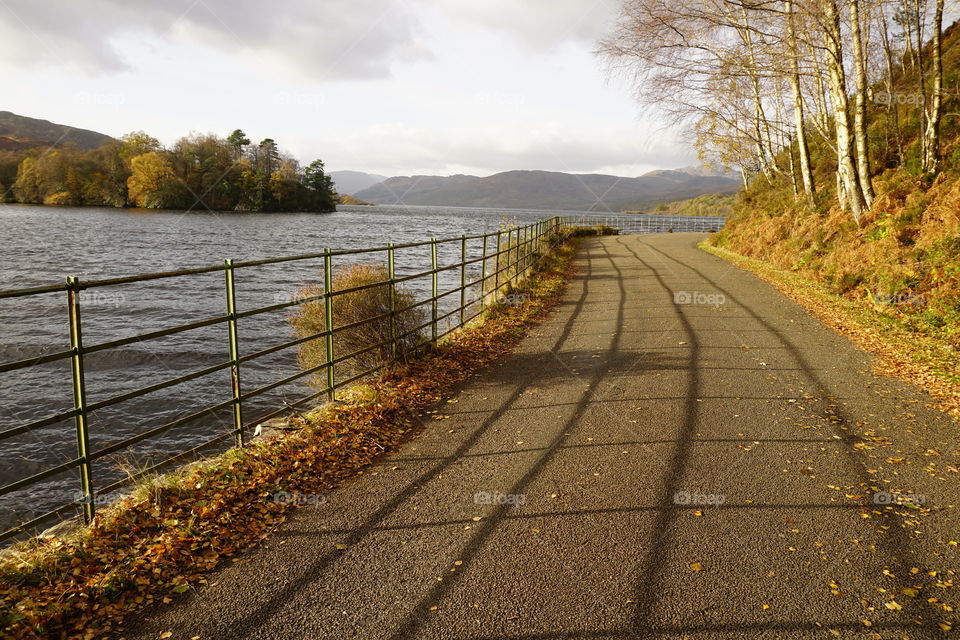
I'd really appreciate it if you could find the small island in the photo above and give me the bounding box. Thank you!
[0,120,337,213]
[337,193,375,206]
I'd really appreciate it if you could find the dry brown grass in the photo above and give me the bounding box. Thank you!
[291,263,426,382]
[714,168,960,349]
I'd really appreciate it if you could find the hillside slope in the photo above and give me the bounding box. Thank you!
[712,21,960,348]
[354,169,740,210]
[329,170,388,195]
[0,111,114,151]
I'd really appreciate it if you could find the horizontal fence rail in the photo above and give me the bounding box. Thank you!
[556,214,725,234]
[0,213,725,542]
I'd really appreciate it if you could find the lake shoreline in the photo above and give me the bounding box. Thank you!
[0,200,337,215]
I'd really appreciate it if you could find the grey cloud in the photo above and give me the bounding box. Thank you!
[427,0,620,48]
[0,0,424,77]
[0,0,621,77]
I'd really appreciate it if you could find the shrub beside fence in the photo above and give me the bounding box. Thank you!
[291,263,426,385]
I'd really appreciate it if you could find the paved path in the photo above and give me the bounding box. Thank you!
[129,234,959,639]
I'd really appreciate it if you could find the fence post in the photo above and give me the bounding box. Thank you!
[522,225,528,277]
[481,233,488,309]
[223,260,244,447]
[527,224,533,273]
[518,227,524,282]
[531,223,536,269]
[66,276,94,523]
[529,224,534,270]
[506,228,512,286]
[323,249,335,402]
[459,235,467,328]
[387,243,396,360]
[431,238,438,343]
[518,225,524,278]
[511,228,519,286]
[542,220,547,260]
[537,221,544,265]
[495,231,502,295]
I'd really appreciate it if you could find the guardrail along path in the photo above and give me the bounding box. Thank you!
[129,233,959,639]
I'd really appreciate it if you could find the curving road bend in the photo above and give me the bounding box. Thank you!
[127,233,959,640]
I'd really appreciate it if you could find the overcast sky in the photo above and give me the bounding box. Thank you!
[0,0,693,177]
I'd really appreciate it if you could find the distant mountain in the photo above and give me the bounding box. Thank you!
[354,169,740,211]
[669,165,740,180]
[329,170,388,195]
[0,111,114,151]
[356,174,478,201]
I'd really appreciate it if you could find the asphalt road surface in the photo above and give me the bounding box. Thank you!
[127,233,959,640]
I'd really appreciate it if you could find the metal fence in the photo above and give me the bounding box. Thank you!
[557,214,725,234]
[0,212,725,543]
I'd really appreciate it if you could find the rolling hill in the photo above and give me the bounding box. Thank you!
[329,170,388,195]
[0,111,741,211]
[0,111,114,151]
[352,169,741,211]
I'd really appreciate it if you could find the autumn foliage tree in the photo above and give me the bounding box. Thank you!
[3,129,337,213]
[127,151,183,208]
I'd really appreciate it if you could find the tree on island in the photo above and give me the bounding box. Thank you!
[127,151,185,209]
[304,159,338,211]
[4,128,337,213]
[226,129,250,160]
[119,131,162,164]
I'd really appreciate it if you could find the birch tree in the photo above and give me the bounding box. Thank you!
[922,0,945,172]
[786,0,817,204]
[850,0,875,206]
[600,0,949,223]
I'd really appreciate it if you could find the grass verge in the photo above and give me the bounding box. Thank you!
[0,232,590,640]
[700,241,960,421]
